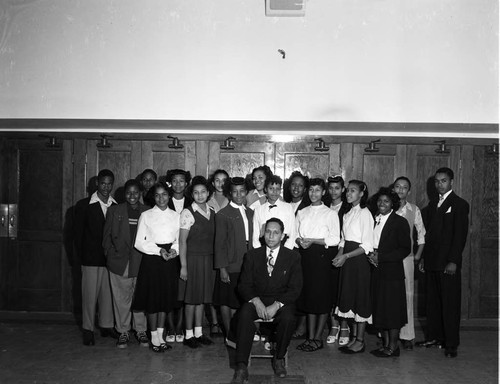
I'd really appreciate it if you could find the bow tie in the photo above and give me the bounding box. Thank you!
[269,204,277,210]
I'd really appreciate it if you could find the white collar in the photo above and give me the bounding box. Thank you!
[230,201,246,210]
[89,191,116,206]
[267,245,280,256]
[439,190,453,201]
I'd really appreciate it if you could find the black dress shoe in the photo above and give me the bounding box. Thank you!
[231,367,249,384]
[445,347,458,358]
[83,329,95,346]
[372,347,400,357]
[415,339,443,348]
[100,328,119,339]
[183,337,200,349]
[273,357,287,378]
[195,335,214,345]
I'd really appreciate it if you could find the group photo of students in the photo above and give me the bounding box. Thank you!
[73,163,469,383]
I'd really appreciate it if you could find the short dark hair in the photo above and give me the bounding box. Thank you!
[393,176,412,190]
[152,182,170,197]
[309,177,326,190]
[124,179,141,191]
[265,175,283,190]
[141,169,158,181]
[373,187,401,212]
[265,217,284,233]
[224,176,247,196]
[435,167,454,180]
[166,169,191,184]
[98,169,114,182]
[327,175,345,188]
[189,175,213,200]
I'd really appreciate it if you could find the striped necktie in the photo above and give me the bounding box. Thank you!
[267,250,274,276]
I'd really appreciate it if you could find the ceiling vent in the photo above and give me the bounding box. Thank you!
[265,0,305,17]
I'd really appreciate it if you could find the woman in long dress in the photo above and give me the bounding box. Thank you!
[332,180,374,354]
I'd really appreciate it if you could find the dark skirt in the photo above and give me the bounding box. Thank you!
[132,243,180,314]
[335,241,372,322]
[212,271,241,309]
[372,270,407,329]
[297,244,337,314]
[178,252,215,304]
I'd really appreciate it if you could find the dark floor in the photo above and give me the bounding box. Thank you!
[0,318,497,384]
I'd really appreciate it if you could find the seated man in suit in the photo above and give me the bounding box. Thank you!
[231,218,303,383]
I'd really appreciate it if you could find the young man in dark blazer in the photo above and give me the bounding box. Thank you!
[417,167,470,358]
[103,179,150,348]
[231,218,303,383]
[74,169,117,345]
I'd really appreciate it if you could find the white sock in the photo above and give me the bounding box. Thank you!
[157,327,165,343]
[185,329,194,339]
[194,326,203,338]
[151,330,160,346]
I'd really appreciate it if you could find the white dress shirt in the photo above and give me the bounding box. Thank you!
[373,211,392,249]
[438,189,453,208]
[295,203,340,248]
[396,201,426,247]
[134,206,180,255]
[253,199,296,250]
[172,197,185,213]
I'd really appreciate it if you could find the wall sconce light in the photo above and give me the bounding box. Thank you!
[486,143,499,155]
[314,138,329,152]
[39,134,60,148]
[167,135,184,149]
[365,139,381,153]
[434,140,450,154]
[220,136,236,150]
[96,134,112,148]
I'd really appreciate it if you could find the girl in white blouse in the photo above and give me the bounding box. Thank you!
[295,178,340,352]
[332,180,374,354]
[133,182,180,353]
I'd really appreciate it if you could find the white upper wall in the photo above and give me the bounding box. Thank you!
[0,0,497,123]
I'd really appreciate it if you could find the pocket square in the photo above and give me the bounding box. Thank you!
[446,207,452,213]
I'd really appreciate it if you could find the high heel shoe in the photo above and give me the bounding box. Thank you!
[341,338,365,354]
[326,326,340,344]
[338,326,350,346]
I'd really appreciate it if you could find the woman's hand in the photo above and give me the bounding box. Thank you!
[180,266,188,281]
[167,249,178,260]
[332,253,348,268]
[367,251,378,267]
[160,248,169,261]
[299,238,313,249]
[220,268,230,284]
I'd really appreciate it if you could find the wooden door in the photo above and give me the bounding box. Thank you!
[351,143,407,196]
[274,142,341,181]
[0,139,72,311]
[469,147,498,318]
[208,141,275,178]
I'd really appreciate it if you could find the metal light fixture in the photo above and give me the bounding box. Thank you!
[39,134,60,148]
[220,136,236,150]
[314,138,329,152]
[167,135,184,149]
[486,143,499,155]
[435,140,450,154]
[365,139,381,153]
[96,134,112,148]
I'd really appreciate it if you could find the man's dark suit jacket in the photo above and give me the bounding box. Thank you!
[214,205,254,274]
[376,212,411,280]
[423,191,469,271]
[102,202,149,277]
[238,246,303,307]
[74,197,117,266]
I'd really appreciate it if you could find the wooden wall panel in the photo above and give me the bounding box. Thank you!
[218,142,274,178]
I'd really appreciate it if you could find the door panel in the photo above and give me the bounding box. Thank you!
[87,140,142,192]
[469,147,498,318]
[0,140,69,311]
[209,141,275,178]
[275,142,341,180]
[352,144,406,195]
[142,141,196,179]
